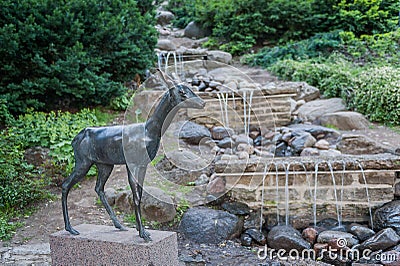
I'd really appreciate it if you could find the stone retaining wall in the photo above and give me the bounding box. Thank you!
[215,154,400,222]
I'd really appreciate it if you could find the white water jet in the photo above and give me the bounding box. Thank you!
[327,161,342,227]
[284,163,290,225]
[355,160,374,229]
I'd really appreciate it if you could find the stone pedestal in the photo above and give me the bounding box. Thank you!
[50,224,178,266]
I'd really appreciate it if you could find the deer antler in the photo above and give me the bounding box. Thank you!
[157,68,177,89]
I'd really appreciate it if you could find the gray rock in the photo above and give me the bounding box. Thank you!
[184,21,211,39]
[114,190,133,213]
[234,134,254,145]
[267,225,311,252]
[297,98,347,122]
[156,10,175,26]
[359,228,400,251]
[245,228,266,245]
[179,207,242,244]
[211,126,234,140]
[319,149,342,157]
[141,186,176,223]
[349,224,376,242]
[240,233,252,246]
[314,139,330,150]
[263,82,320,102]
[317,230,359,247]
[221,201,250,216]
[195,173,209,186]
[218,137,234,149]
[275,142,288,157]
[156,39,176,51]
[179,121,211,145]
[206,175,226,195]
[337,134,388,155]
[290,132,316,155]
[300,147,320,156]
[236,143,254,154]
[207,50,232,64]
[237,151,249,160]
[244,210,264,230]
[164,149,209,171]
[104,187,118,206]
[319,111,370,130]
[373,200,400,235]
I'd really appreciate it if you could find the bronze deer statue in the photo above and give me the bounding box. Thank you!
[61,72,205,241]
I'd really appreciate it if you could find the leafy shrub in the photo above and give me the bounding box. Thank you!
[244,31,343,67]
[268,55,359,99]
[333,0,399,35]
[0,0,157,118]
[0,132,48,240]
[351,66,400,124]
[340,29,400,64]
[9,109,104,175]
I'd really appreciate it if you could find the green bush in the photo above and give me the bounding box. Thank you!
[244,31,343,66]
[0,0,157,118]
[168,0,399,54]
[352,66,400,124]
[268,55,358,99]
[333,0,399,35]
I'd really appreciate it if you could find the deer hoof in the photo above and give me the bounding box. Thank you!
[66,227,80,235]
[114,221,128,231]
[140,229,152,242]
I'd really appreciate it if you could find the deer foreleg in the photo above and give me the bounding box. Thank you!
[127,165,152,242]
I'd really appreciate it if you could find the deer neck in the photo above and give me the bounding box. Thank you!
[145,92,178,139]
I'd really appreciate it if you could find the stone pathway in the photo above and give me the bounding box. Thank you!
[0,243,51,265]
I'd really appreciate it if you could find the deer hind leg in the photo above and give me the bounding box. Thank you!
[95,163,127,231]
[62,160,92,235]
[127,165,151,242]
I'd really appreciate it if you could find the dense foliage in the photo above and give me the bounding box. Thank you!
[0,0,157,118]
[0,108,108,240]
[167,0,399,54]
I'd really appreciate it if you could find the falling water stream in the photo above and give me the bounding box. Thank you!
[259,158,375,231]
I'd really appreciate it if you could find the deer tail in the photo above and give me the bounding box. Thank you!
[71,128,86,149]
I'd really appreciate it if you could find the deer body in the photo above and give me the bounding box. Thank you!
[62,84,205,241]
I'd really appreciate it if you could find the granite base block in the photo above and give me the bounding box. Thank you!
[50,224,178,266]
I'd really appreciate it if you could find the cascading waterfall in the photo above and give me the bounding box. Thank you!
[327,161,342,227]
[157,51,183,77]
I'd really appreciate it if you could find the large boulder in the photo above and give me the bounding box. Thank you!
[179,121,211,145]
[156,10,175,26]
[179,207,242,244]
[373,200,400,235]
[318,111,370,130]
[317,230,359,247]
[207,50,232,64]
[358,228,400,251]
[156,39,176,51]
[296,98,347,122]
[263,82,320,101]
[184,21,211,39]
[141,186,176,223]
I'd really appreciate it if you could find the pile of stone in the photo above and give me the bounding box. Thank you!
[178,200,400,265]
